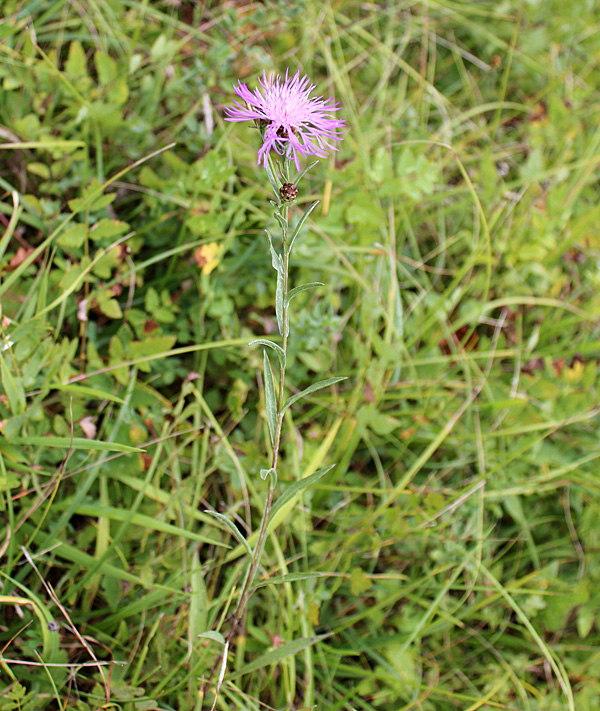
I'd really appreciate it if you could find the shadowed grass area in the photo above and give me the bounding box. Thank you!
[1,1,599,709]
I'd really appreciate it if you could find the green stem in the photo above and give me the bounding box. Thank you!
[231,203,289,620]
[208,169,292,708]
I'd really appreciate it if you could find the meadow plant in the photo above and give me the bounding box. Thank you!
[205,70,346,704]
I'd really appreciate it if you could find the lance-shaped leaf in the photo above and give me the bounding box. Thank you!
[265,157,281,198]
[197,630,226,645]
[265,229,283,273]
[263,349,278,446]
[276,269,285,337]
[189,550,208,638]
[248,339,285,369]
[281,376,347,415]
[268,464,336,529]
[284,282,324,308]
[204,510,252,557]
[252,571,324,591]
[228,634,331,681]
[295,160,320,185]
[274,210,288,232]
[288,200,319,255]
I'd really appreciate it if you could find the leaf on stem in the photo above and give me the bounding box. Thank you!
[248,339,285,369]
[265,158,282,198]
[281,377,347,415]
[265,229,283,274]
[295,160,320,185]
[268,464,336,528]
[204,511,253,557]
[260,467,277,486]
[197,630,226,645]
[263,349,278,446]
[276,269,285,337]
[274,210,288,232]
[288,200,319,255]
[284,282,324,307]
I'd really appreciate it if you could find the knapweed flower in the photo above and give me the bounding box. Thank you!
[224,70,346,170]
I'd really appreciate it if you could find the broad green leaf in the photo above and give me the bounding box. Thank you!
[284,282,324,307]
[56,223,86,248]
[228,634,331,680]
[269,464,336,528]
[13,436,143,453]
[68,179,116,214]
[263,350,278,446]
[94,51,117,84]
[204,510,252,556]
[129,336,177,372]
[281,377,347,415]
[249,339,285,370]
[288,200,319,254]
[65,40,87,77]
[89,218,129,241]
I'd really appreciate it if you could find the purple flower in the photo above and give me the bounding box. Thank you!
[224,70,346,171]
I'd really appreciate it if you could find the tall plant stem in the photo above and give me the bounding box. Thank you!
[207,202,291,708]
[231,202,289,622]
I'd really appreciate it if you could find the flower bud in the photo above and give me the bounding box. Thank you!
[279,182,298,202]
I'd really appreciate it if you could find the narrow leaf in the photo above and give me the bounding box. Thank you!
[295,160,320,185]
[265,230,283,273]
[0,352,25,415]
[248,339,285,370]
[274,210,287,232]
[13,436,143,453]
[198,631,226,645]
[265,158,282,198]
[204,511,252,557]
[263,350,278,446]
[269,464,336,528]
[288,201,319,254]
[0,192,22,263]
[284,282,324,308]
[62,503,226,546]
[252,572,324,591]
[189,550,208,638]
[53,383,125,404]
[276,269,285,337]
[281,377,347,415]
[228,634,331,680]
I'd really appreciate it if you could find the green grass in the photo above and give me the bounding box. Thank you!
[1,0,600,709]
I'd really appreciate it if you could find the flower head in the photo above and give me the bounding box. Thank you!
[224,70,346,171]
